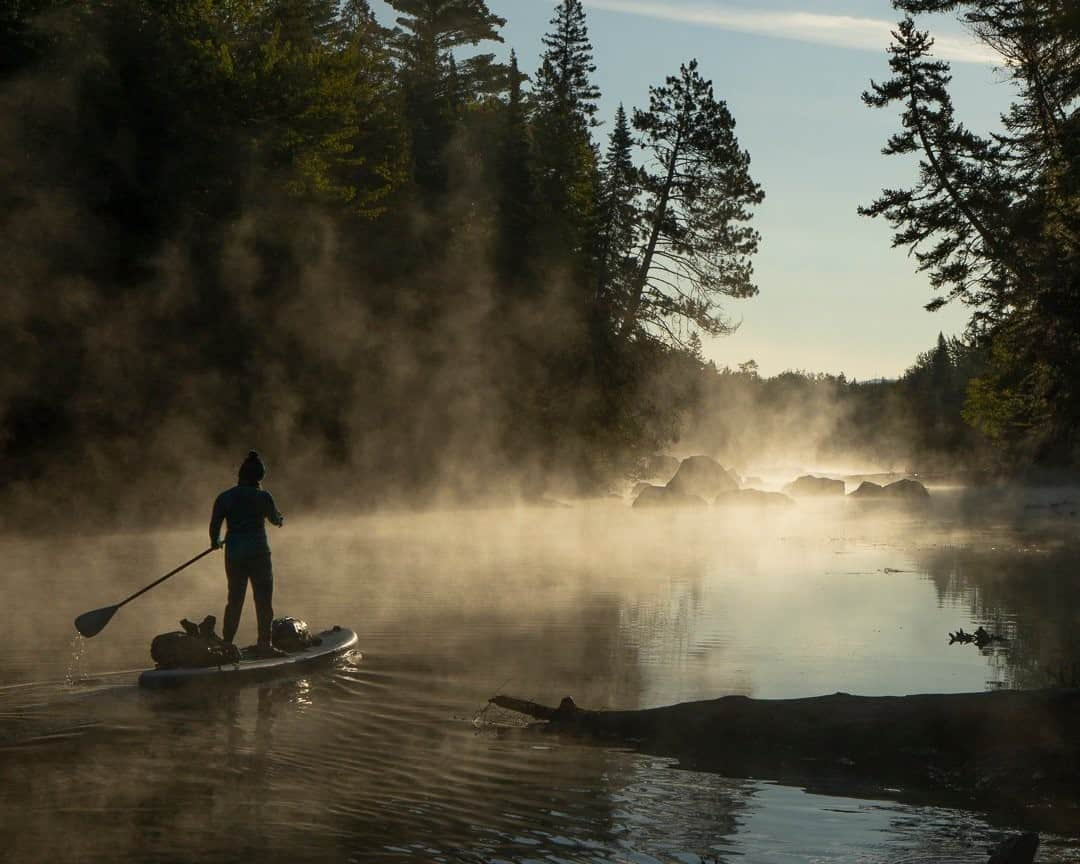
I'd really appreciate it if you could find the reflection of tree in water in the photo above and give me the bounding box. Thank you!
[618,563,707,663]
[615,557,755,702]
[917,542,1080,688]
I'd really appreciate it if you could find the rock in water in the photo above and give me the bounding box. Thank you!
[849,481,885,498]
[643,453,680,483]
[849,479,930,501]
[987,832,1038,864]
[714,489,794,508]
[783,475,845,497]
[667,455,739,500]
[884,478,930,500]
[632,485,708,509]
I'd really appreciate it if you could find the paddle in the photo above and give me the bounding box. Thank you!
[74,547,219,638]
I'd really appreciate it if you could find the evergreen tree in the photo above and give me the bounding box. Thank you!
[531,0,602,274]
[534,0,601,124]
[863,11,1080,462]
[245,0,409,214]
[596,104,640,317]
[386,0,506,197]
[860,18,1021,316]
[619,60,764,344]
[494,50,535,288]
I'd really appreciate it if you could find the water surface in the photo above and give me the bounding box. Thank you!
[3,494,1079,861]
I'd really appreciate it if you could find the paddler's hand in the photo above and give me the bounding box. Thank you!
[211,539,224,550]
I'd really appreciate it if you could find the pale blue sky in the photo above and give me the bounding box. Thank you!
[376,1,1013,379]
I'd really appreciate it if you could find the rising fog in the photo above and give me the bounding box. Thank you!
[0,1,998,537]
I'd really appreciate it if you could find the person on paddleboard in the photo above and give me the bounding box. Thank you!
[209,450,286,657]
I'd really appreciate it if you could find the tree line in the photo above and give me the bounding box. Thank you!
[0,0,1076,525]
[862,0,1080,468]
[683,335,990,478]
[683,0,1078,480]
[0,0,764,520]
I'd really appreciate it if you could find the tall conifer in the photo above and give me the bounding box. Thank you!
[596,104,639,316]
[534,0,601,125]
[532,0,602,275]
[386,0,506,197]
[495,50,535,288]
[620,61,764,344]
[863,8,1080,461]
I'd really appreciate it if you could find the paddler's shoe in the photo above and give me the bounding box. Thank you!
[254,643,288,659]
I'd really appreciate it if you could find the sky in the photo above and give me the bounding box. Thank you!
[375,1,1016,380]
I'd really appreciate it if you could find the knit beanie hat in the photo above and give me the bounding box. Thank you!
[238,450,266,485]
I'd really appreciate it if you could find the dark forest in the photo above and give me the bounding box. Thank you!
[2,0,1077,525]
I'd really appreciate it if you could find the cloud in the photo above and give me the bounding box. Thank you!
[583,0,998,65]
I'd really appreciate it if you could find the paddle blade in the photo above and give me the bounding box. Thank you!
[74,605,119,638]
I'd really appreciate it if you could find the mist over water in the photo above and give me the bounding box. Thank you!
[4,491,1080,861]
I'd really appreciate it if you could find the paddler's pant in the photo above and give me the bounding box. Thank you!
[223,550,274,646]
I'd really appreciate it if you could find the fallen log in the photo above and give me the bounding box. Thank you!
[490,690,1080,825]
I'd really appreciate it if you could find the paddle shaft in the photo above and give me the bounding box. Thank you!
[115,547,217,611]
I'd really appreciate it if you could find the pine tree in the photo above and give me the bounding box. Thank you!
[385,0,506,197]
[889,2,1078,253]
[387,0,505,63]
[534,0,601,124]
[331,0,410,217]
[596,104,640,317]
[863,11,1080,461]
[531,0,602,274]
[494,50,535,288]
[619,60,764,344]
[860,18,1021,316]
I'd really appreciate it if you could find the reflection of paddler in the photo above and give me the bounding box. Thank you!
[209,451,286,657]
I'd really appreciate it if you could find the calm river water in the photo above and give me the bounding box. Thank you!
[3,490,1080,862]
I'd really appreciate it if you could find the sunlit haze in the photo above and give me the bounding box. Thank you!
[374,0,1008,378]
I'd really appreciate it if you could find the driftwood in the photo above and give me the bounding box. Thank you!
[490,690,1080,826]
[988,832,1038,864]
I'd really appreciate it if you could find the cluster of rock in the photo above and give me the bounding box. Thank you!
[782,474,931,503]
[848,478,931,502]
[631,457,931,510]
[783,475,845,497]
[633,455,792,510]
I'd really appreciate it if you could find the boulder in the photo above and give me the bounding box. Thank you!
[643,453,680,483]
[632,485,708,510]
[667,455,739,500]
[714,489,794,508]
[883,478,931,500]
[848,481,885,498]
[631,481,653,500]
[783,475,846,497]
[849,479,931,501]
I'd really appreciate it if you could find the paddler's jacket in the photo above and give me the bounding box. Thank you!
[209,484,284,559]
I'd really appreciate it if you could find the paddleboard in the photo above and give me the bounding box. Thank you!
[138,626,359,689]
